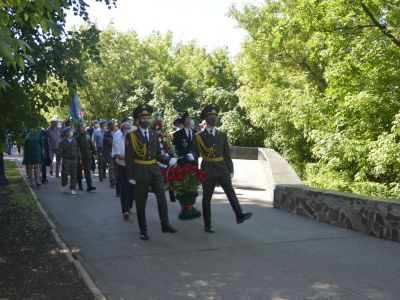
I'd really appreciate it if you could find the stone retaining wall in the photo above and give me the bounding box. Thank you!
[230,146,400,242]
[274,185,400,242]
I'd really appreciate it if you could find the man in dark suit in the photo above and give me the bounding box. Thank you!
[125,104,178,240]
[167,117,184,202]
[193,104,252,233]
[172,111,197,165]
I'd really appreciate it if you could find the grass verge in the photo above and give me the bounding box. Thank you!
[0,160,93,299]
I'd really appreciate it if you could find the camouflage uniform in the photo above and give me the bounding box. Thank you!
[58,137,80,190]
[103,130,115,187]
[76,130,96,189]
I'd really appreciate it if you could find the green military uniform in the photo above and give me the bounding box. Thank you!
[125,104,177,240]
[58,132,80,190]
[76,129,96,191]
[193,104,252,232]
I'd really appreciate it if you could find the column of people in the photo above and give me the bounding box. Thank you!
[18,103,252,241]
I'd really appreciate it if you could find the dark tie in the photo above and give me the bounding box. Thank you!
[144,131,148,141]
[188,130,192,141]
[210,129,214,137]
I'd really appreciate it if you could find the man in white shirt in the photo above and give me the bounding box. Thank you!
[112,122,136,220]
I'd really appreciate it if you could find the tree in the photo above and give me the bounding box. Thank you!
[0,0,116,185]
[231,0,400,198]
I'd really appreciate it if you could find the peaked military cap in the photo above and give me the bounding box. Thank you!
[200,104,219,120]
[99,119,107,125]
[133,104,153,119]
[179,111,190,123]
[173,117,182,126]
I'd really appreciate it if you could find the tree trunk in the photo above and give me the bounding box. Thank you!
[0,152,9,186]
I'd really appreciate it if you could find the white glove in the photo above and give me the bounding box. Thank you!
[128,179,136,185]
[157,161,168,168]
[230,173,234,179]
[169,158,178,166]
[186,153,195,161]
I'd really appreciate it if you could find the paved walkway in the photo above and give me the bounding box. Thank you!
[8,154,400,299]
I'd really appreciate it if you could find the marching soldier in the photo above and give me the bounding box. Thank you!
[172,111,197,165]
[193,104,252,233]
[58,127,80,196]
[125,104,178,240]
[167,116,184,202]
[172,117,183,131]
[76,121,97,192]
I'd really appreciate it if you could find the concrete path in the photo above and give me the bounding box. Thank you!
[8,154,400,300]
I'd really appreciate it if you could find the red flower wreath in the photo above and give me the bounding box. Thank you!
[160,164,207,195]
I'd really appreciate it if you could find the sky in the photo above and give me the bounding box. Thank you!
[65,0,263,56]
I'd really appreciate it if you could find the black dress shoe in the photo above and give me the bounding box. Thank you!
[140,231,149,240]
[87,185,96,192]
[161,223,177,233]
[204,226,214,233]
[237,212,252,224]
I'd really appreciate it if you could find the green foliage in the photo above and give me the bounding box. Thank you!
[77,25,263,147]
[0,0,116,89]
[1,0,115,159]
[231,0,400,198]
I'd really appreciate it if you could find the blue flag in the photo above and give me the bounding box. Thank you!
[69,91,84,122]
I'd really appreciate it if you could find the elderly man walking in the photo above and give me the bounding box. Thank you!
[46,118,62,177]
[112,121,135,220]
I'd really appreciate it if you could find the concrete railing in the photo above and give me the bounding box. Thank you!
[230,146,303,200]
[230,146,400,242]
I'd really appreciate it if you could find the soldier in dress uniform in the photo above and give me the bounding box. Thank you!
[172,111,197,165]
[193,104,252,233]
[125,104,178,240]
[172,117,183,131]
[75,121,96,192]
[167,117,183,202]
